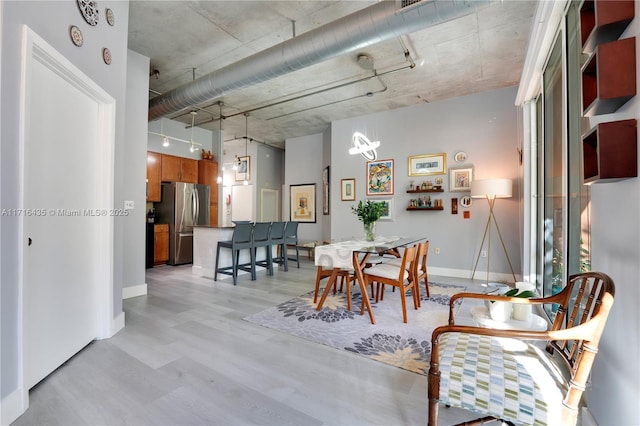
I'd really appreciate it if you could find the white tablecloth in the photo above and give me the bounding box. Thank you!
[314,236,399,270]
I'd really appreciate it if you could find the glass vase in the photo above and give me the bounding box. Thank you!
[363,221,376,241]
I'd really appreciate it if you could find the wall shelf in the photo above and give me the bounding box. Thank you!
[406,189,444,193]
[406,206,444,211]
[582,37,636,116]
[583,118,637,184]
[580,0,635,53]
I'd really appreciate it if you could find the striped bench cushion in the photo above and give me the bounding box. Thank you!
[437,332,570,425]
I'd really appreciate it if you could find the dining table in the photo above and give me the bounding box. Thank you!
[314,236,426,324]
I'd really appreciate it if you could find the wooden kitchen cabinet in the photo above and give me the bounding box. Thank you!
[198,159,219,227]
[161,154,198,183]
[153,224,169,265]
[146,151,162,202]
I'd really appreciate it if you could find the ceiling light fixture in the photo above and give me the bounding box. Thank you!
[148,116,204,151]
[349,131,379,160]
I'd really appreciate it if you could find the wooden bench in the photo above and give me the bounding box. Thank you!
[286,240,317,260]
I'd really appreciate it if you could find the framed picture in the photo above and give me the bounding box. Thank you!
[366,159,394,196]
[408,153,446,176]
[368,198,393,221]
[341,178,356,201]
[235,156,250,181]
[449,166,473,192]
[322,166,330,215]
[290,184,316,223]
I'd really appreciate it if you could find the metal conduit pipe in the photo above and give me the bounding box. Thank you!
[148,0,496,121]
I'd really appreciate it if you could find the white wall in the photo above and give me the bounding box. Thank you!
[329,86,522,280]
[583,5,640,423]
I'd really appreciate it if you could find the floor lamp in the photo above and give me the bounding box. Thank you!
[470,178,517,285]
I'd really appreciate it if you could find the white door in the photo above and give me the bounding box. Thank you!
[22,30,113,389]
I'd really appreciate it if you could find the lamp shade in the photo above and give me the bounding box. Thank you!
[470,178,512,198]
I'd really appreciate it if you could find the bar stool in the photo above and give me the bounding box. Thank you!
[214,222,254,285]
[252,222,274,277]
[269,221,288,271]
[284,221,300,268]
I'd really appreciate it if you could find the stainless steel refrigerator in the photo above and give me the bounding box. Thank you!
[156,182,210,265]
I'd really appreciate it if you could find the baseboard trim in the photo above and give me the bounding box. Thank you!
[113,311,125,333]
[122,283,147,299]
[428,266,520,284]
[1,387,27,426]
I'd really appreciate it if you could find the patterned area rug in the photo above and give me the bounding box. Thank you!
[243,282,465,376]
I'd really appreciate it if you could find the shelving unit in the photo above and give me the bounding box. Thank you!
[406,188,444,193]
[406,206,444,211]
[406,188,444,211]
[580,0,635,53]
[581,37,636,116]
[583,119,637,184]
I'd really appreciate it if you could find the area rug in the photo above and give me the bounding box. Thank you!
[243,282,465,376]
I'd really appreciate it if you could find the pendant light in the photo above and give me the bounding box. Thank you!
[216,102,223,184]
[243,113,249,185]
[189,111,197,153]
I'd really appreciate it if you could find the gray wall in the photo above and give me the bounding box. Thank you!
[329,86,521,280]
[1,0,130,402]
[123,49,150,291]
[583,6,640,423]
[284,133,324,243]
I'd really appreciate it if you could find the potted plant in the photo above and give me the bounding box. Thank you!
[351,200,386,241]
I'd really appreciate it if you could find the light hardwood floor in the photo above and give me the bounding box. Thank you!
[13,260,532,425]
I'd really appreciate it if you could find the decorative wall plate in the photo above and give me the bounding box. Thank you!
[102,47,112,65]
[460,195,472,207]
[69,25,83,47]
[77,0,99,26]
[454,151,467,163]
[105,8,115,26]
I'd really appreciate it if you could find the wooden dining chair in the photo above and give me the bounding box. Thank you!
[363,245,419,323]
[378,242,428,304]
[428,271,616,426]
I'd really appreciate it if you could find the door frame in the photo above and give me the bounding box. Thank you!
[17,26,116,411]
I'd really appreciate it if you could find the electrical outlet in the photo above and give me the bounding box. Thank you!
[124,200,134,210]
[481,250,487,258]
[434,247,440,255]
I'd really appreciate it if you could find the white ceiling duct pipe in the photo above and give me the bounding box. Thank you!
[148,0,497,121]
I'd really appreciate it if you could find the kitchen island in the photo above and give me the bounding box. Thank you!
[193,225,273,280]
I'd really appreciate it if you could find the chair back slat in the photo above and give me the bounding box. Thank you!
[232,222,254,244]
[547,273,614,375]
[252,222,271,243]
[284,221,298,239]
[269,221,286,240]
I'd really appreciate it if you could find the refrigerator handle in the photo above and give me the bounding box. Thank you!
[193,186,199,225]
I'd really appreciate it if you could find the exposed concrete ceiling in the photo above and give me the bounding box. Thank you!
[128,0,537,149]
